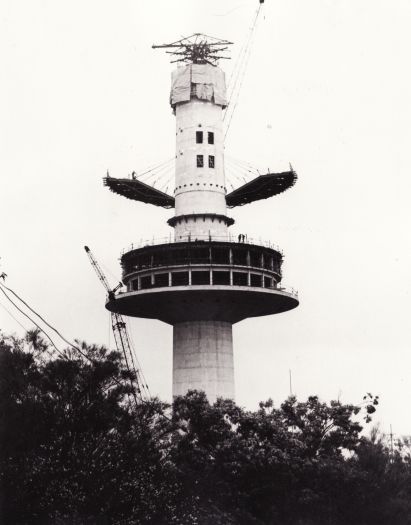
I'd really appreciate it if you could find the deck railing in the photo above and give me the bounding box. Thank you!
[116,280,298,299]
[121,234,282,254]
[278,285,298,298]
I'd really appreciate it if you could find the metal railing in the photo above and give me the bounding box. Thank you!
[117,279,298,298]
[121,234,282,254]
[277,285,299,297]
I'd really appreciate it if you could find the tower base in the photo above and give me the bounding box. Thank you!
[173,320,234,402]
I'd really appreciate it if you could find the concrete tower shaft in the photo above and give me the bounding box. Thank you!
[171,64,230,241]
[169,63,235,401]
[173,321,234,400]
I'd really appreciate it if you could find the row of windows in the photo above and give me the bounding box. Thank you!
[196,131,214,145]
[132,271,275,290]
[123,247,280,273]
[197,155,214,168]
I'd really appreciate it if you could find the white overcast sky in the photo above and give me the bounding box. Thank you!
[1,0,411,436]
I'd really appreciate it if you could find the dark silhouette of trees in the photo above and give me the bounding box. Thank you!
[0,330,172,524]
[1,329,410,524]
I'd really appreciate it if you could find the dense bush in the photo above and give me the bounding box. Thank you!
[1,330,410,524]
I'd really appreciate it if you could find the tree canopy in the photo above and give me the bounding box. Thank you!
[0,330,410,524]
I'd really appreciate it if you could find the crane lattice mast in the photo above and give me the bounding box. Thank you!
[84,246,150,403]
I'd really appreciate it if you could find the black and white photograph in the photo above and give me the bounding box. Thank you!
[1,1,411,523]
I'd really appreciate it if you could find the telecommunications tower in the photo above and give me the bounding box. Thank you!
[104,33,298,402]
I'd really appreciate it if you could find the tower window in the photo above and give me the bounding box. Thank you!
[213,271,230,285]
[172,271,189,286]
[208,155,215,168]
[196,131,203,144]
[250,273,262,287]
[233,272,248,286]
[208,132,214,144]
[197,155,204,168]
[140,276,152,289]
[154,273,169,288]
[264,276,273,288]
[192,271,210,285]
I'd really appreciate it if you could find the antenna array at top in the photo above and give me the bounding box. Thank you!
[152,33,233,66]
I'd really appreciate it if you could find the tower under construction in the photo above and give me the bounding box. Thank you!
[104,33,298,402]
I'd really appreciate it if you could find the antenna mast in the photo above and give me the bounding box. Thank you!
[153,33,233,65]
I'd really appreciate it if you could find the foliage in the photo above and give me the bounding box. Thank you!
[0,330,410,524]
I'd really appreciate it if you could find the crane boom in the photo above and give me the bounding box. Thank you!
[84,246,150,403]
[84,245,122,297]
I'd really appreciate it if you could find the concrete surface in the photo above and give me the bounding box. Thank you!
[173,320,234,401]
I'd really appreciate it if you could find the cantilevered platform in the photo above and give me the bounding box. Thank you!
[103,177,175,209]
[226,170,297,208]
[104,169,297,209]
[107,285,298,325]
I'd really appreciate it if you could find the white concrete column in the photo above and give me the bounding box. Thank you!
[173,320,234,402]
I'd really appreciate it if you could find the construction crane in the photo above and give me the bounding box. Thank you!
[84,246,150,404]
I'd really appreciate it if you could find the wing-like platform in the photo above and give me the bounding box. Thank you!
[104,169,296,209]
[226,170,297,208]
[103,177,175,209]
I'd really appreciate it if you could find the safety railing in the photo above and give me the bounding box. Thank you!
[117,278,298,298]
[277,285,299,298]
[121,234,282,254]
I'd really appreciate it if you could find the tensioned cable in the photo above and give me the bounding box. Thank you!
[226,162,258,180]
[225,2,262,106]
[224,29,260,139]
[134,157,174,179]
[0,285,67,360]
[1,283,188,431]
[225,157,261,188]
[226,30,248,96]
[226,154,261,173]
[0,299,29,331]
[0,283,145,411]
[225,160,257,183]
[224,3,264,139]
[140,162,174,185]
[140,160,174,178]
[225,163,245,179]
[1,285,170,422]
[150,166,175,189]
[225,166,249,187]
[212,4,247,18]
[0,282,90,362]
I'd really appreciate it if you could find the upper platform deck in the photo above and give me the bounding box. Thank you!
[103,176,175,209]
[226,170,297,207]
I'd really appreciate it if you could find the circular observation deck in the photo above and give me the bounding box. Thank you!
[106,240,299,325]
